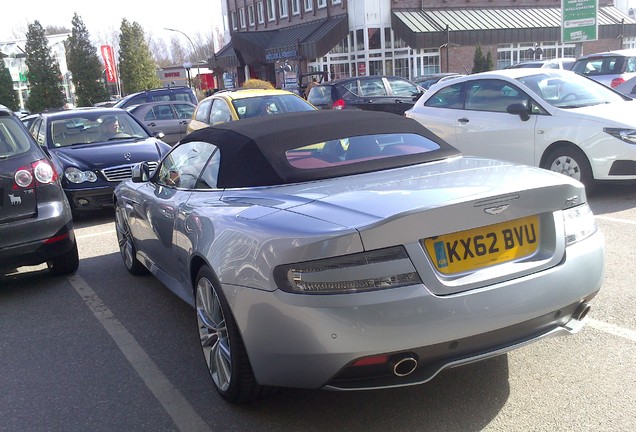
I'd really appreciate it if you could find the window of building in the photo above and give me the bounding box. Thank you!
[248,5,255,26]
[332,0,341,4]
[239,8,246,29]
[268,0,276,21]
[304,0,313,12]
[292,0,300,15]
[231,11,237,30]
[356,29,364,51]
[279,0,288,18]
[257,2,265,24]
[368,28,381,50]
[318,0,327,7]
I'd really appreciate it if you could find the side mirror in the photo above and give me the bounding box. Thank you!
[506,103,530,121]
[131,162,150,183]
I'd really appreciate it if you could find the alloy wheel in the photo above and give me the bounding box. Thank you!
[196,276,232,392]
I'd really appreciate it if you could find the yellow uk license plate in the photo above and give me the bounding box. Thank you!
[423,215,540,275]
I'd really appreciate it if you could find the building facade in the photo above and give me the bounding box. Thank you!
[210,0,636,90]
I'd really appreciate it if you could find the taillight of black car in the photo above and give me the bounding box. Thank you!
[13,159,58,189]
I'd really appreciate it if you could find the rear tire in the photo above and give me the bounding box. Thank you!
[195,266,271,403]
[542,146,595,189]
[48,240,79,275]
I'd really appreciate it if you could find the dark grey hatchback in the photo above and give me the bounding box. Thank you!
[306,75,424,115]
[0,105,78,275]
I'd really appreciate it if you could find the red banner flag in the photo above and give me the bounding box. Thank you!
[100,45,117,83]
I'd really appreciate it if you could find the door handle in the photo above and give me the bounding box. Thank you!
[394,100,404,103]
[148,122,157,127]
[458,118,469,124]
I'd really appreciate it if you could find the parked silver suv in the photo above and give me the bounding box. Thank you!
[572,49,636,88]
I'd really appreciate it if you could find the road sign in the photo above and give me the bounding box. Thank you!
[562,0,598,43]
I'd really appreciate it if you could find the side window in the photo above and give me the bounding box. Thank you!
[174,93,192,103]
[151,93,171,102]
[155,141,215,189]
[29,118,43,142]
[465,79,528,113]
[143,108,158,121]
[627,57,636,73]
[424,82,465,109]
[360,78,387,96]
[196,149,221,189]
[153,104,176,120]
[174,104,195,119]
[124,94,147,107]
[387,77,420,97]
[210,99,232,124]
[194,99,213,123]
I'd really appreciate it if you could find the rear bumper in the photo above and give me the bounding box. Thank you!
[1,197,74,270]
[223,229,604,390]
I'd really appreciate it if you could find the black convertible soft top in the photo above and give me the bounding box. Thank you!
[182,110,460,188]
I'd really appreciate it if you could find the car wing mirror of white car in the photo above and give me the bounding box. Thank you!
[506,103,530,122]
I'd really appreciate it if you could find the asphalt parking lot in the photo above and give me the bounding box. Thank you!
[1,182,634,432]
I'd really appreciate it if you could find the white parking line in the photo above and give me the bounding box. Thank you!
[76,229,116,240]
[587,318,636,343]
[67,274,211,432]
[595,215,636,225]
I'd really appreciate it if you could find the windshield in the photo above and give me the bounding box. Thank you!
[49,113,149,147]
[517,72,628,108]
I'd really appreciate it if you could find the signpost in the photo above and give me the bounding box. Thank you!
[562,0,598,43]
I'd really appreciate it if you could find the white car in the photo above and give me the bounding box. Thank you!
[405,69,636,187]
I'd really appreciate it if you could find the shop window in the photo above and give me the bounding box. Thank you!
[368,28,381,50]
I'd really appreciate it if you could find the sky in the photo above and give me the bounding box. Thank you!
[1,0,223,47]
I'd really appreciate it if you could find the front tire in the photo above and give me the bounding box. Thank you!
[114,205,147,275]
[543,146,594,189]
[195,266,270,403]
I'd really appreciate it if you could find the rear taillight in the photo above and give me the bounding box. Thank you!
[611,77,625,88]
[13,159,58,190]
[332,99,345,110]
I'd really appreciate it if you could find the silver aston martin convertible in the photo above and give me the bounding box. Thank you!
[113,110,604,403]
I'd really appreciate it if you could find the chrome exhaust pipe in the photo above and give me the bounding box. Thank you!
[391,355,418,377]
[572,301,591,321]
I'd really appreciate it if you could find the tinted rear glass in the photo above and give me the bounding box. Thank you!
[0,114,33,158]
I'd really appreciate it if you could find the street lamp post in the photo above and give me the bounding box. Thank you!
[164,27,200,93]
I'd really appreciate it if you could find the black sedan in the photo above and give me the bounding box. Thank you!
[0,105,78,275]
[23,108,172,216]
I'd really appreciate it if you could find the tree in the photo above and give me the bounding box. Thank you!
[24,21,66,112]
[0,58,19,111]
[472,44,485,74]
[65,13,110,107]
[118,19,161,95]
[485,51,494,72]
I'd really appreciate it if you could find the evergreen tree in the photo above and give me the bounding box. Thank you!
[472,44,485,74]
[24,21,66,112]
[118,19,161,95]
[0,58,19,111]
[66,13,109,107]
[485,51,494,72]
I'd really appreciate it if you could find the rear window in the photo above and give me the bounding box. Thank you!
[307,86,333,105]
[285,133,441,169]
[572,56,636,76]
[0,115,33,157]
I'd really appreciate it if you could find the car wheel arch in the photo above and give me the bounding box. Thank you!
[540,141,594,186]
